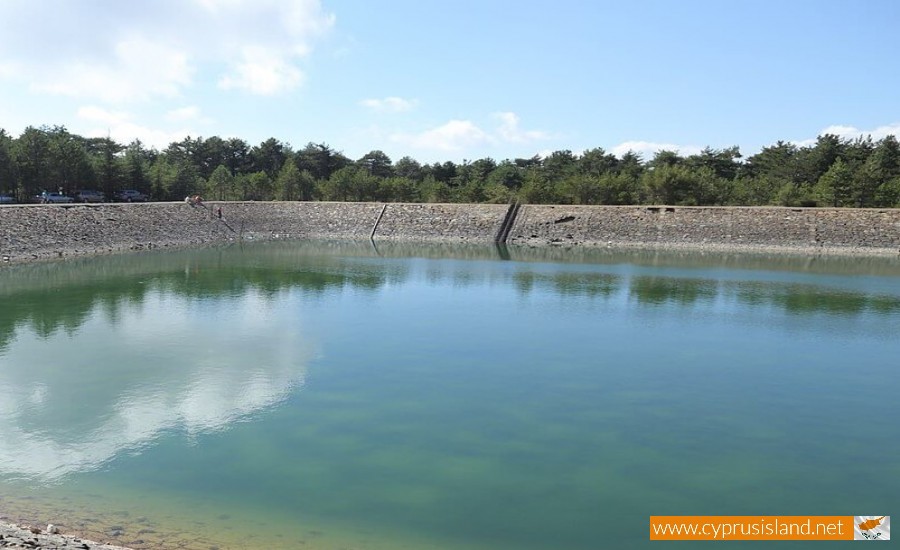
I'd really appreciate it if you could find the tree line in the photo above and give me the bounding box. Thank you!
[1,125,899,207]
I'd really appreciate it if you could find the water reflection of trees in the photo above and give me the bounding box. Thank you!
[729,282,900,315]
[0,283,148,352]
[509,270,900,318]
[513,272,620,297]
[626,276,900,314]
[506,245,900,277]
[629,276,719,305]
[0,245,389,351]
[3,241,900,353]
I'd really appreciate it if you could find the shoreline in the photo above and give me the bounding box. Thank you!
[514,236,900,257]
[1,234,898,269]
[0,521,132,550]
[2,225,899,268]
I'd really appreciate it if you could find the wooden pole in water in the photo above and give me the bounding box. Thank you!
[370,203,388,240]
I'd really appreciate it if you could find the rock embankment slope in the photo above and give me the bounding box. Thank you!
[1,202,899,265]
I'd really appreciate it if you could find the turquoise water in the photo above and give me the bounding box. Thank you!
[1,242,898,549]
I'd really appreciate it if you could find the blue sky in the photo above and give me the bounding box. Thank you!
[1,0,898,163]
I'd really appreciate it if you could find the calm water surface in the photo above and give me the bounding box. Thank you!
[1,242,898,549]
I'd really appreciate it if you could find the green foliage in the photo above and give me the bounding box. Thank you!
[745,141,798,181]
[123,140,150,195]
[648,150,683,170]
[420,175,451,203]
[597,173,639,205]
[642,164,729,206]
[482,182,514,204]
[468,158,498,183]
[239,171,273,201]
[803,134,846,184]
[854,136,900,207]
[297,142,348,181]
[224,138,251,176]
[394,156,424,181]
[148,156,176,200]
[487,161,524,189]
[684,146,741,180]
[47,127,95,193]
[171,159,202,200]
[775,181,815,207]
[351,168,379,201]
[3,124,900,208]
[251,138,288,179]
[323,167,354,201]
[453,180,487,203]
[814,158,853,207]
[0,129,16,195]
[14,126,52,197]
[357,150,393,178]
[617,151,645,178]
[274,158,302,201]
[729,175,785,206]
[578,147,618,176]
[430,161,458,184]
[519,170,561,204]
[875,176,900,207]
[561,175,601,205]
[90,137,124,198]
[542,150,578,181]
[378,177,420,202]
[297,169,317,202]
[207,164,234,201]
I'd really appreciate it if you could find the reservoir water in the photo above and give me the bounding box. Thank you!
[1,241,898,549]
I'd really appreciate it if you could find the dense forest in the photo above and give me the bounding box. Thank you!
[1,125,899,207]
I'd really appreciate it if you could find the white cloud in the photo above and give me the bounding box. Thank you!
[29,36,192,102]
[392,120,494,152]
[77,106,132,127]
[493,112,549,143]
[0,0,335,101]
[391,112,549,154]
[0,61,17,79]
[611,140,704,159]
[359,96,418,113]
[194,0,334,96]
[793,122,900,147]
[77,106,193,148]
[165,105,208,123]
[218,46,304,95]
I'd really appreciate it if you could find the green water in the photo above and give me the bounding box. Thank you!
[1,242,898,549]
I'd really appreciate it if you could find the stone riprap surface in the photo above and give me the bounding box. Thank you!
[0,522,130,550]
[2,202,900,265]
[372,203,510,242]
[0,202,382,264]
[0,203,229,263]
[221,201,382,240]
[507,205,900,254]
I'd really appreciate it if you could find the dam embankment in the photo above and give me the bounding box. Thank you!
[1,201,899,264]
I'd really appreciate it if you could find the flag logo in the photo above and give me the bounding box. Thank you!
[855,516,890,541]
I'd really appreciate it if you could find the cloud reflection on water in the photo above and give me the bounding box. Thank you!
[0,287,315,483]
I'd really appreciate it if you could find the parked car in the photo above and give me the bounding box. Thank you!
[116,189,148,202]
[0,194,16,204]
[75,189,105,202]
[40,192,75,204]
